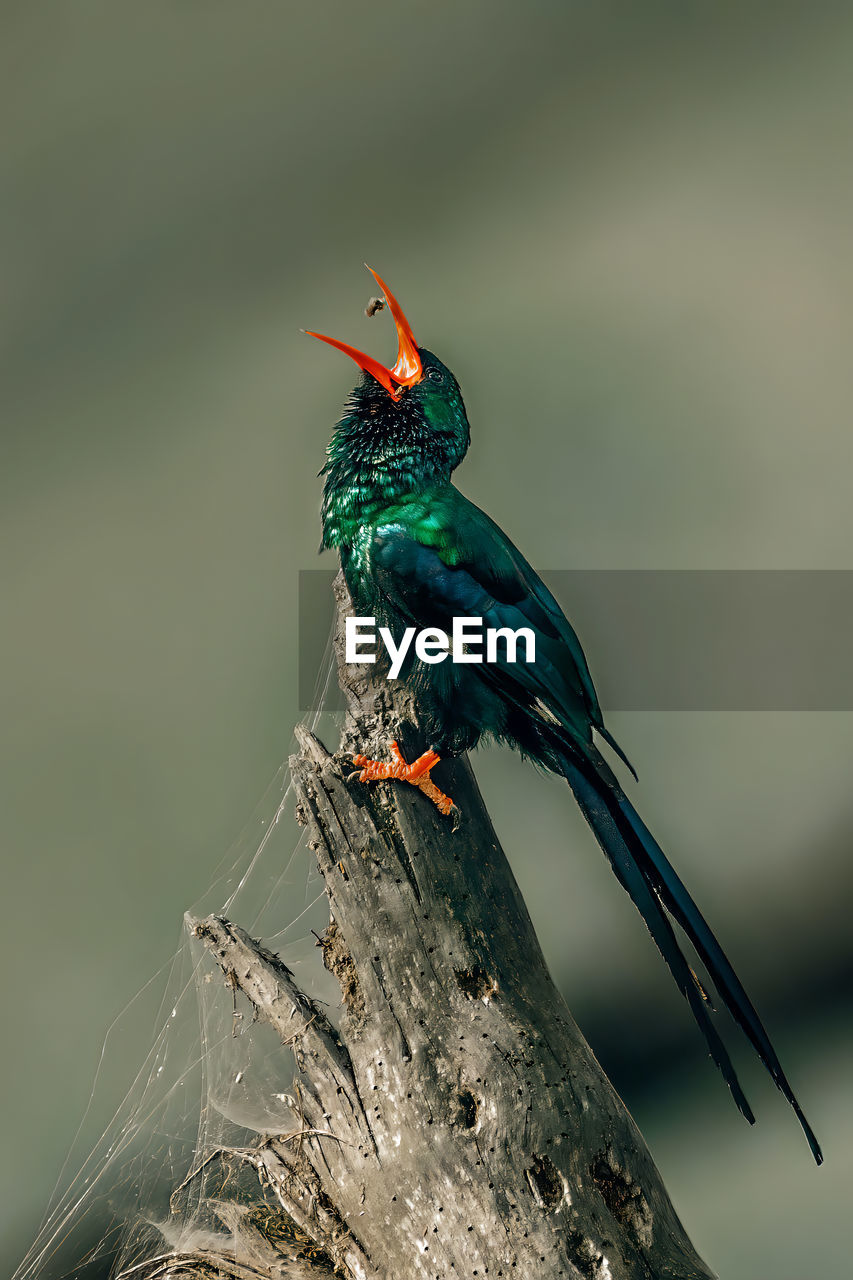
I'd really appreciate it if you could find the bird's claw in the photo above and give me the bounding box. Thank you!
[347,740,459,826]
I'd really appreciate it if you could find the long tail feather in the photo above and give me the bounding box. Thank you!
[563,759,754,1123]
[613,785,823,1165]
[562,750,822,1164]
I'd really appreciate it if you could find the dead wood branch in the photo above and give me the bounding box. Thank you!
[130,573,714,1280]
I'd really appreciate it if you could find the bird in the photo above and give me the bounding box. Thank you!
[306,265,823,1165]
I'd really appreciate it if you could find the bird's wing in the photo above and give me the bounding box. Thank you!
[448,496,637,775]
[369,489,624,758]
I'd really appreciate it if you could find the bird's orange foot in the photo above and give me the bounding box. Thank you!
[350,740,459,829]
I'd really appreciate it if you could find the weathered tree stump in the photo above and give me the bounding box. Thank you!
[140,574,715,1280]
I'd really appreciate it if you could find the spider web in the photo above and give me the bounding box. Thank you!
[13,633,344,1280]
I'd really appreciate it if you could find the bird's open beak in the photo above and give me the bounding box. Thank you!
[305,267,423,400]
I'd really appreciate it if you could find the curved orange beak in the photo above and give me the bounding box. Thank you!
[305,267,423,400]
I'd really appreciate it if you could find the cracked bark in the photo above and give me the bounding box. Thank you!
[131,573,715,1280]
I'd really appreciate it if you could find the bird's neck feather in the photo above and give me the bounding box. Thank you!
[321,414,452,550]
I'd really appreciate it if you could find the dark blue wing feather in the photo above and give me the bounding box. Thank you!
[371,514,628,759]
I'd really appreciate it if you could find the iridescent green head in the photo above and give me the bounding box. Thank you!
[310,270,471,547]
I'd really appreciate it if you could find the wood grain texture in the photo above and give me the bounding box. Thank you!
[128,574,714,1280]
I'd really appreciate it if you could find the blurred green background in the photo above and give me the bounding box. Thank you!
[3,2,852,1275]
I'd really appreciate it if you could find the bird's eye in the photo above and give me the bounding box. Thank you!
[426,366,444,384]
